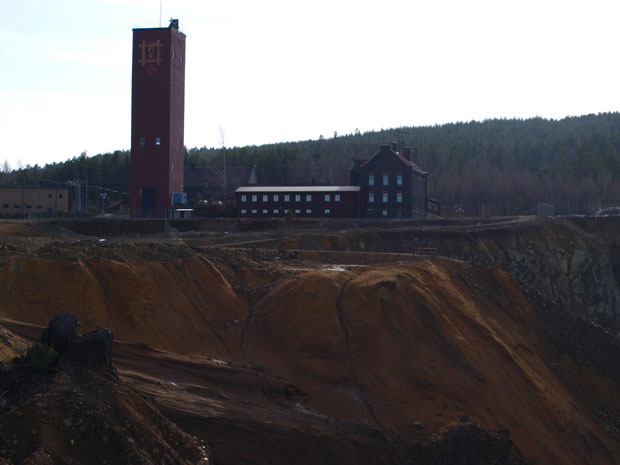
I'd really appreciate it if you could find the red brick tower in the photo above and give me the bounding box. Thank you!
[130,19,185,218]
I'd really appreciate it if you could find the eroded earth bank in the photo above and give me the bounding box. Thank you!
[1,216,620,464]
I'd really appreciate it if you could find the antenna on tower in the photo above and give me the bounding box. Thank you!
[159,0,162,27]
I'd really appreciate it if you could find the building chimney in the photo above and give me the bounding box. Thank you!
[403,146,412,161]
[391,142,398,153]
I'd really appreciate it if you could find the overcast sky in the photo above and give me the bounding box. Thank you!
[1,0,619,169]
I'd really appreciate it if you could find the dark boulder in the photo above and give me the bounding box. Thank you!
[39,314,116,374]
[60,329,116,374]
[41,314,79,352]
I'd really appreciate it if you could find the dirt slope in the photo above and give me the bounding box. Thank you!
[0,358,208,465]
[0,254,246,360]
[242,258,620,465]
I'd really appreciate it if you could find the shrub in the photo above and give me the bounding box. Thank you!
[28,344,59,373]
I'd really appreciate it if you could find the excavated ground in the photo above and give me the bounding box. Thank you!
[1,218,620,465]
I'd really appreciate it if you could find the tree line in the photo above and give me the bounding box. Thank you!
[3,112,620,216]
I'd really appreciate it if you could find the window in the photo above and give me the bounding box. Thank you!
[382,209,388,217]
[13,204,19,208]
[59,194,63,199]
[155,137,161,146]
[284,194,290,202]
[273,209,279,214]
[36,205,42,209]
[284,209,289,214]
[382,192,388,203]
[335,194,341,202]
[306,209,312,214]
[397,174,403,186]
[369,173,375,186]
[396,192,403,203]
[262,194,268,202]
[369,193,375,203]
[324,194,331,202]
[262,209,268,214]
[48,194,52,199]
[295,209,301,214]
[252,195,257,202]
[383,174,389,186]
[295,195,301,202]
[324,208,331,214]
[26,205,32,209]
[139,137,145,147]
[306,194,312,202]
[241,209,247,214]
[273,194,279,202]
[2,204,8,209]
[251,209,257,214]
[241,195,247,202]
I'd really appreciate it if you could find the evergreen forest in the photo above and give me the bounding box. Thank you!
[3,112,620,217]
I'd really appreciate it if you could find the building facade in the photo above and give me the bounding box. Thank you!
[234,144,439,219]
[235,186,360,218]
[0,188,69,216]
[351,144,428,218]
[129,19,186,218]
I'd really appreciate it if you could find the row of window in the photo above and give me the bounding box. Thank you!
[138,137,161,147]
[2,204,47,209]
[240,208,332,215]
[240,193,342,203]
[367,208,406,217]
[369,173,403,187]
[368,192,404,203]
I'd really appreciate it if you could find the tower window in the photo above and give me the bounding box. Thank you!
[139,137,145,147]
[155,137,161,146]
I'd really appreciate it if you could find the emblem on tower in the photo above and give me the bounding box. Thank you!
[138,40,164,76]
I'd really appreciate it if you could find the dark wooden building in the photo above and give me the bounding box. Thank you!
[235,186,360,218]
[234,144,439,219]
[129,19,186,218]
[351,143,428,218]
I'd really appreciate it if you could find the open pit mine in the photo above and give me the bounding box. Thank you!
[1,216,620,465]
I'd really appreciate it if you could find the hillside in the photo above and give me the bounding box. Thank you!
[1,217,620,464]
[4,113,620,217]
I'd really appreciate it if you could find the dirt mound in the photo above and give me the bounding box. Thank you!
[242,258,620,465]
[0,358,208,465]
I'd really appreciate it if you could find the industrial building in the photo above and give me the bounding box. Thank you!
[0,188,69,216]
[235,144,440,219]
